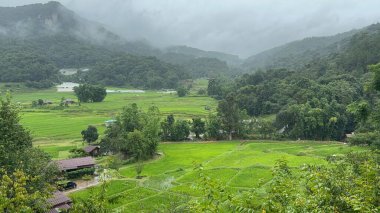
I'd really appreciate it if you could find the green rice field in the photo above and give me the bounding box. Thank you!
[4,80,217,159]
[70,141,367,212]
[17,91,216,140]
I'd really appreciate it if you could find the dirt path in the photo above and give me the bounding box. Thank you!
[63,177,100,195]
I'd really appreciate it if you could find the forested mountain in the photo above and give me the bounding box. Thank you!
[212,24,380,141]
[0,1,242,88]
[243,28,358,70]
[163,45,242,66]
[3,1,380,91]
[0,1,159,55]
[158,46,243,78]
[83,55,188,89]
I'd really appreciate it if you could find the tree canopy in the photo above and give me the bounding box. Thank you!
[74,84,107,103]
[101,104,161,160]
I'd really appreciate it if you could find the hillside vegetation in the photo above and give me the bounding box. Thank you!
[0,2,241,89]
[243,23,380,74]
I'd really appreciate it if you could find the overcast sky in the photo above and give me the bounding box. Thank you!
[1,0,380,57]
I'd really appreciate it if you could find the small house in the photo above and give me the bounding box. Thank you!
[48,191,72,213]
[55,156,96,173]
[83,145,100,156]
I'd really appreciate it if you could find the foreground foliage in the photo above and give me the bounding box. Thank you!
[0,170,51,212]
[0,95,58,211]
[191,152,380,212]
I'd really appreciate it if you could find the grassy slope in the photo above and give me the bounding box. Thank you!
[70,141,367,212]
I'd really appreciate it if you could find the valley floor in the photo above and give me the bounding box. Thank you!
[4,82,370,211]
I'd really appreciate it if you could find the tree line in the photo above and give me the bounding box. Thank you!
[207,63,380,144]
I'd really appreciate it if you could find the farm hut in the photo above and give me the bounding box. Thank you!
[63,98,75,105]
[43,100,53,105]
[105,119,117,127]
[346,132,355,138]
[83,145,100,156]
[55,156,96,173]
[48,191,72,213]
[345,132,355,142]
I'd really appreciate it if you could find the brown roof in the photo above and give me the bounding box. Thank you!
[48,191,72,207]
[49,203,72,213]
[83,145,100,153]
[56,156,95,171]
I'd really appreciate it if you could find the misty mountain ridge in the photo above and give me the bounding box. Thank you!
[243,23,380,71]
[0,1,243,89]
[0,1,240,67]
[243,29,360,70]
[2,1,380,85]
[0,1,162,57]
[164,45,242,66]
[0,1,115,42]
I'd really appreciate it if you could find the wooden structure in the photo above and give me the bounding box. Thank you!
[63,98,75,104]
[55,156,96,172]
[83,145,100,156]
[48,191,72,213]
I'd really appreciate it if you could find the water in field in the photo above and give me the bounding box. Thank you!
[106,89,145,93]
[57,82,79,92]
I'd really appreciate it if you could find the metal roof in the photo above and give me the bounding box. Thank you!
[55,156,95,171]
[83,145,100,153]
[47,191,72,207]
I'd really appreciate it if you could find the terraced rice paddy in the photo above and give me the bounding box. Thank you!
[70,141,366,212]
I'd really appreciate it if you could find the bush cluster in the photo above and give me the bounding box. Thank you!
[65,167,95,179]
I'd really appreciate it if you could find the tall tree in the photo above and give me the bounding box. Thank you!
[217,94,241,140]
[81,125,99,143]
[177,86,188,97]
[74,84,107,103]
[191,118,206,139]
[370,61,380,91]
[172,120,191,141]
[0,94,58,211]
[206,114,224,140]
[161,114,175,141]
[101,104,161,159]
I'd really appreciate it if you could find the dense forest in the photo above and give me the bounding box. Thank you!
[208,23,380,143]
[83,55,189,89]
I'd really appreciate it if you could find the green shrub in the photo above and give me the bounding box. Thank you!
[296,152,307,156]
[65,167,95,179]
[348,132,380,150]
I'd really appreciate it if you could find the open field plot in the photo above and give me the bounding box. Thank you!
[70,141,367,212]
[16,90,216,139]
[7,83,216,159]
